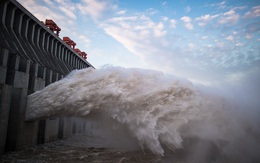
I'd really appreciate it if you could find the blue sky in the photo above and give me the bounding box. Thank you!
[18,0,260,86]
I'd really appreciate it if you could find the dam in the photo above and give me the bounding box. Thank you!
[0,0,94,154]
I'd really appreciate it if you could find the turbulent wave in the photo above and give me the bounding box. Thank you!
[26,67,260,161]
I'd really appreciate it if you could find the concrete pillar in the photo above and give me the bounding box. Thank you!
[38,30,45,53]
[58,117,64,139]
[28,63,46,92]
[0,84,12,154]
[44,118,59,142]
[22,17,29,40]
[5,87,28,151]
[38,71,60,143]
[0,49,10,153]
[8,3,16,31]
[37,119,45,144]
[0,48,9,84]
[27,20,36,45]
[34,25,41,48]
[52,72,59,83]
[1,1,10,27]
[4,54,38,151]
[61,117,73,138]
[45,69,52,86]
[6,54,30,88]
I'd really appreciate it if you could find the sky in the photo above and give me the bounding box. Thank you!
[17,0,260,86]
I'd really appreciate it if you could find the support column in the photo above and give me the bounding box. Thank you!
[4,54,34,151]
[28,63,46,93]
[0,48,9,84]
[0,48,11,154]
[0,84,11,154]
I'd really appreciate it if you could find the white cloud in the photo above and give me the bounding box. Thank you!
[185,23,193,30]
[43,0,55,6]
[218,9,240,25]
[153,22,166,37]
[181,16,191,23]
[59,6,77,20]
[117,10,126,15]
[212,1,226,9]
[244,5,260,18]
[78,35,91,46]
[181,16,193,30]
[77,0,117,20]
[236,43,244,47]
[103,14,168,60]
[226,35,234,41]
[162,16,168,21]
[195,14,219,26]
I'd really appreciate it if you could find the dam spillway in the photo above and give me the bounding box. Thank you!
[0,0,93,154]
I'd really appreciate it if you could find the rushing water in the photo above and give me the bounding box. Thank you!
[11,66,260,162]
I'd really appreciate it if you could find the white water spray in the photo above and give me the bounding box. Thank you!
[26,67,260,161]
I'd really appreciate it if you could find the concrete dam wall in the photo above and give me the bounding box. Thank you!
[0,0,93,154]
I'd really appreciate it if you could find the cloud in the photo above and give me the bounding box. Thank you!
[117,10,126,15]
[162,16,168,21]
[225,35,234,41]
[244,6,260,18]
[162,1,167,6]
[236,43,244,47]
[195,14,219,26]
[170,19,177,29]
[77,0,117,20]
[181,16,191,23]
[211,1,226,9]
[59,6,77,20]
[103,14,168,60]
[218,9,240,25]
[78,35,91,46]
[184,23,194,30]
[181,16,193,30]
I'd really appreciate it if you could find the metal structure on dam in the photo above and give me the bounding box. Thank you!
[0,0,94,154]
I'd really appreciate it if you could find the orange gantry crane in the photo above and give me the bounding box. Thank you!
[63,36,76,49]
[74,48,87,60]
[45,19,61,36]
[44,19,88,60]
